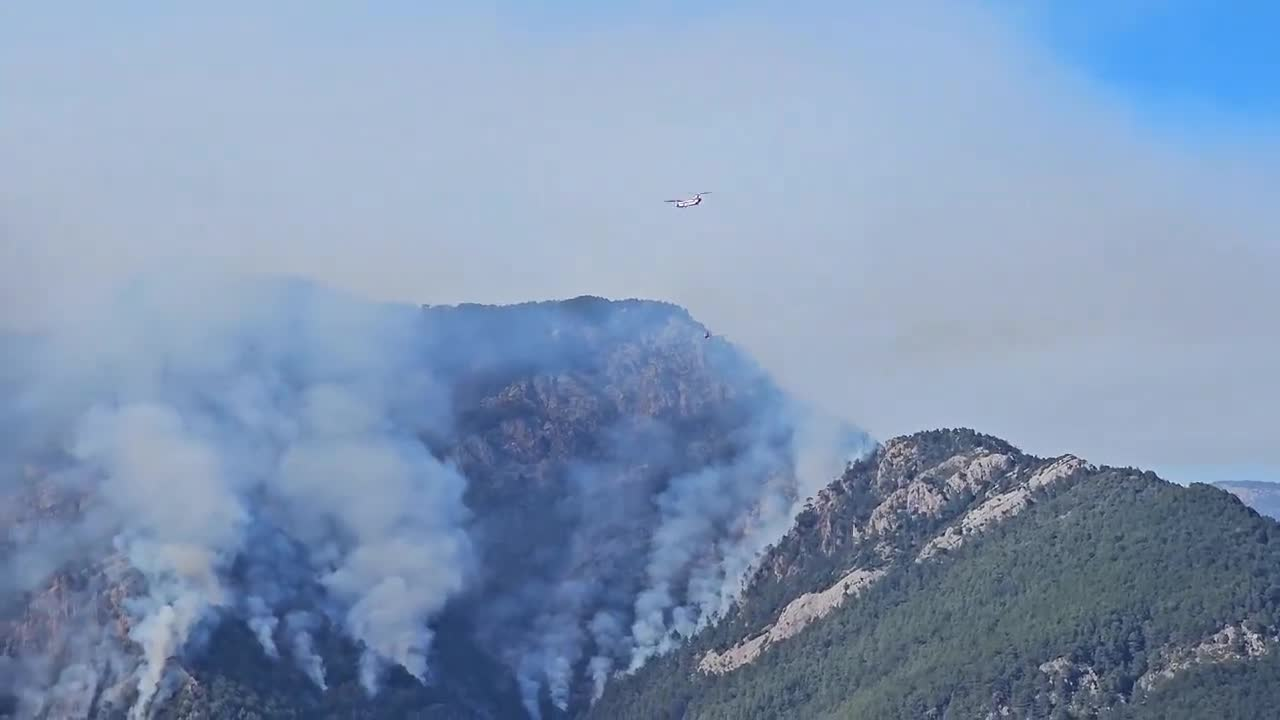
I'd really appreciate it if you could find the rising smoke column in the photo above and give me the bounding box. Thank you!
[503,455,666,718]
[506,420,849,711]
[8,271,475,715]
[625,404,872,670]
[485,320,873,715]
[7,281,870,718]
[625,434,793,669]
[70,403,249,718]
[274,387,471,693]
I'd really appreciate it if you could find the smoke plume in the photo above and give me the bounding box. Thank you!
[2,271,474,716]
[2,270,871,718]
[470,350,871,716]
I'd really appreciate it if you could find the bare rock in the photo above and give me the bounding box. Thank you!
[698,567,885,675]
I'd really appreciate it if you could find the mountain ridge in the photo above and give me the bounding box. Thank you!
[0,286,865,720]
[5,285,1278,719]
[588,427,1280,720]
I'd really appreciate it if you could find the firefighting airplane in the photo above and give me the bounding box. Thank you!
[664,192,711,208]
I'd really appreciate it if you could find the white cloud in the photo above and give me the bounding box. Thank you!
[2,1,1277,471]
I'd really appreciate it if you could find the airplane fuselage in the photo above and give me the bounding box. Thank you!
[666,192,709,208]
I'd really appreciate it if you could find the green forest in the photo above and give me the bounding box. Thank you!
[590,469,1280,719]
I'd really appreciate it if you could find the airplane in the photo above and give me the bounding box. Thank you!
[665,192,711,208]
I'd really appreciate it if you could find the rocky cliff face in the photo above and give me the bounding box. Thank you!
[688,428,1087,670]
[0,289,867,720]
[588,429,1280,720]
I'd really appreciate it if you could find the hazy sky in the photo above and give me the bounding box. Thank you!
[2,1,1277,484]
[1019,0,1279,123]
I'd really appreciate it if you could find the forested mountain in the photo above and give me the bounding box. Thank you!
[4,283,1278,719]
[0,284,865,720]
[589,430,1280,719]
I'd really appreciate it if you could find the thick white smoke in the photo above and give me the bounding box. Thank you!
[274,388,471,692]
[6,270,474,716]
[5,271,872,718]
[499,457,658,719]
[497,391,872,715]
[626,432,799,670]
[284,611,327,690]
[71,403,247,718]
[619,403,871,676]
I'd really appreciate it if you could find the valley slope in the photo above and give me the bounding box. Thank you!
[589,429,1280,719]
[0,288,865,720]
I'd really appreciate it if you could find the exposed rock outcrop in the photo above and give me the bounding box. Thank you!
[918,455,1087,561]
[698,568,885,675]
[1137,622,1278,694]
[1037,655,1106,714]
[692,434,1096,685]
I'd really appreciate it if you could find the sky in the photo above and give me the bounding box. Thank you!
[1,1,1277,486]
[1014,1,1279,125]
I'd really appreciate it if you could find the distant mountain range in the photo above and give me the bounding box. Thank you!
[1214,481,1280,520]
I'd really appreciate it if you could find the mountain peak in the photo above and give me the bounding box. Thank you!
[746,429,1078,600]
[888,427,1024,456]
[592,428,1280,720]
[422,294,697,326]
[0,283,826,720]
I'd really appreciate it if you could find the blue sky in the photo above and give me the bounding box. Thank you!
[505,0,1280,131]
[1004,1,1278,130]
[1009,0,1278,486]
[5,1,1275,131]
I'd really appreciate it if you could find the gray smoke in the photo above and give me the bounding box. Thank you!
[625,446,785,668]
[491,387,871,714]
[70,402,247,718]
[624,407,857,671]
[272,389,471,692]
[4,268,872,718]
[586,610,628,702]
[0,552,138,720]
[285,610,328,690]
[497,453,665,719]
[3,270,474,716]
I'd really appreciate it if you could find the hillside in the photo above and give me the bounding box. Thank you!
[589,429,1280,720]
[7,283,1280,719]
[0,283,867,720]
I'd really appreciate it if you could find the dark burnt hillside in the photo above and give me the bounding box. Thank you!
[1,292,857,720]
